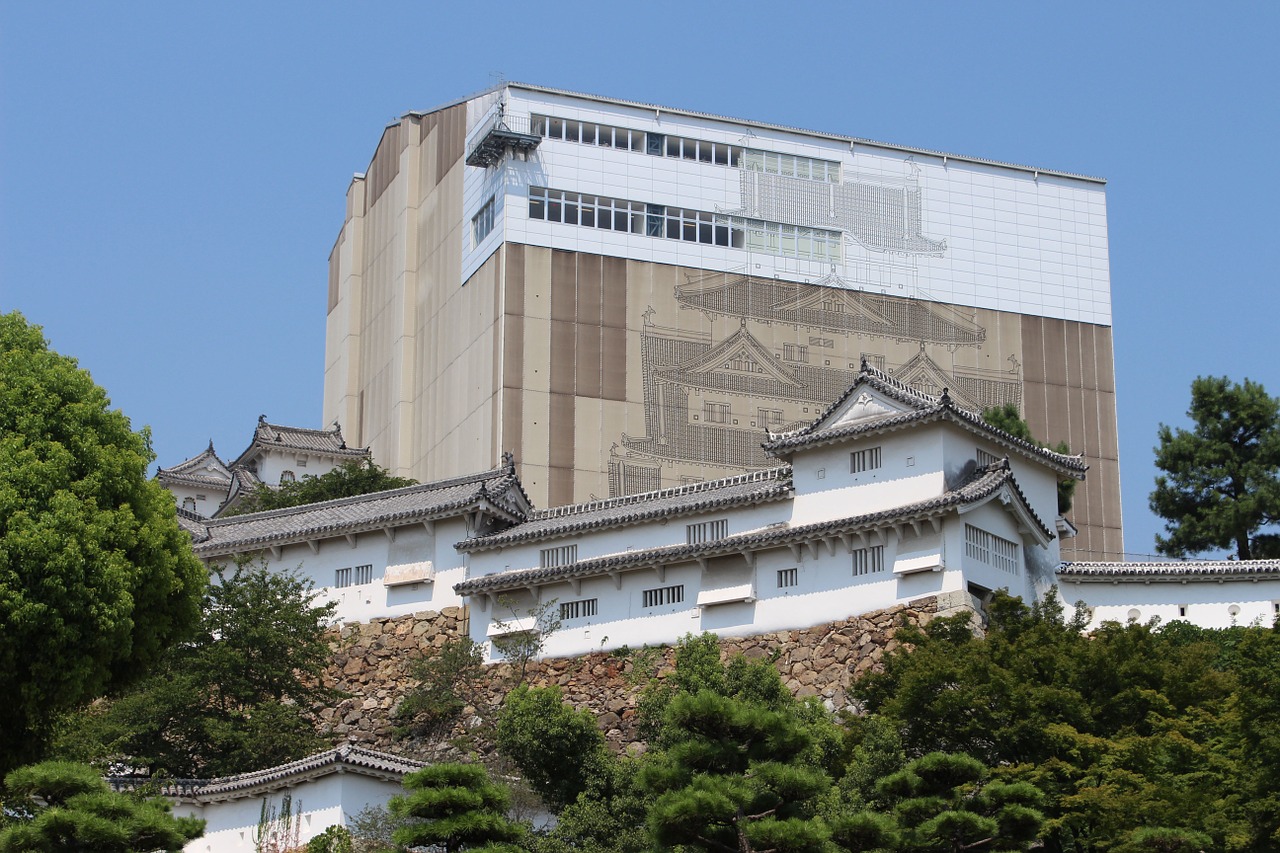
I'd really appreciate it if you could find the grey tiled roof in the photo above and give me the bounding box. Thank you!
[456,462,1041,596]
[1058,560,1280,582]
[458,467,793,552]
[156,441,227,476]
[175,506,210,542]
[764,362,1087,477]
[156,469,231,490]
[253,418,368,456]
[195,467,529,557]
[228,417,369,472]
[108,744,425,802]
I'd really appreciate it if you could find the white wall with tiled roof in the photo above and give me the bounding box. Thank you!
[1057,562,1280,630]
[462,395,1068,661]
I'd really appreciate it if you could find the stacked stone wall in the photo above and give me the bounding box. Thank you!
[316,596,957,762]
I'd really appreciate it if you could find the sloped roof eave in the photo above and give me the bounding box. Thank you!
[458,483,792,552]
[765,403,1086,478]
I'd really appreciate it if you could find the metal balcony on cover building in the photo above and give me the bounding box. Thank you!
[465,112,541,168]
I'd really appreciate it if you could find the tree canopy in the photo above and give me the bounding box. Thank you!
[853,592,1275,851]
[0,312,206,774]
[54,561,338,778]
[222,458,416,516]
[0,760,203,852]
[389,763,524,853]
[1149,375,1280,559]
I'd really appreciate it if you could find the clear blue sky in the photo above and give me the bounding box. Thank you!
[2,2,1276,560]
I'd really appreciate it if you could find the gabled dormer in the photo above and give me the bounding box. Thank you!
[155,441,235,518]
[764,360,1085,529]
[228,416,371,488]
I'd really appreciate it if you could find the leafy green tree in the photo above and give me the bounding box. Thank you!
[0,760,203,852]
[396,636,486,738]
[495,685,607,811]
[54,561,339,778]
[223,458,416,516]
[535,757,651,853]
[641,689,832,853]
[1149,375,1280,559]
[842,752,1045,852]
[853,592,1259,852]
[389,763,524,853]
[306,825,355,853]
[0,312,206,773]
[490,596,562,685]
[983,403,1077,514]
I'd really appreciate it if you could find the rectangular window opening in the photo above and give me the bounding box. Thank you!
[560,598,599,621]
[850,447,883,474]
[540,545,579,568]
[686,519,729,545]
[642,584,685,608]
[852,546,886,577]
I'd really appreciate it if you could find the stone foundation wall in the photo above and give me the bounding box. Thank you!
[317,595,958,762]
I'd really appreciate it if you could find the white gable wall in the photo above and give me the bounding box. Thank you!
[176,773,406,853]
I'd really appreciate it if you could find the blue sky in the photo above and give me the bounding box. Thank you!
[2,2,1276,559]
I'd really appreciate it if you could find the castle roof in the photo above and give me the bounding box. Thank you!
[458,467,792,552]
[108,744,425,804]
[194,465,530,558]
[155,441,232,489]
[227,416,368,471]
[1058,559,1280,583]
[764,361,1088,478]
[455,460,1048,596]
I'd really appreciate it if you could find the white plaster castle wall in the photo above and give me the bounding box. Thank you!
[1059,578,1280,631]
[204,516,471,625]
[789,431,946,525]
[169,482,223,518]
[176,774,406,853]
[249,448,348,489]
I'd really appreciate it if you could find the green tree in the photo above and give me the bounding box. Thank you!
[0,760,203,852]
[388,763,524,853]
[54,561,339,778]
[0,312,206,773]
[641,690,832,853]
[982,403,1077,514]
[396,636,486,738]
[495,685,608,811]
[223,458,416,516]
[1149,375,1280,559]
[853,592,1257,852]
[843,752,1044,852]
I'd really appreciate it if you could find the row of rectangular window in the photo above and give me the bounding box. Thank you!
[530,114,841,182]
[557,561,891,617]
[528,187,842,264]
[965,524,1019,574]
[700,402,784,427]
[335,565,373,588]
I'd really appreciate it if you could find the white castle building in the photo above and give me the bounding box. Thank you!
[158,417,370,519]
[188,363,1091,658]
